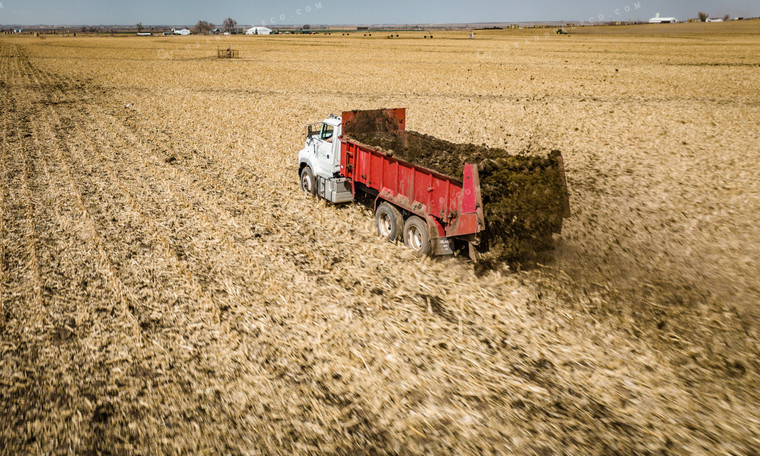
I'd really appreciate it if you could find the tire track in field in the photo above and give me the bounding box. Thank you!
[24,69,144,341]
[16,49,300,452]
[4,42,216,453]
[0,43,11,325]
[0,42,86,452]
[0,43,44,331]
[27,83,217,450]
[16,42,143,341]
[26,58,215,326]
[2,42,157,453]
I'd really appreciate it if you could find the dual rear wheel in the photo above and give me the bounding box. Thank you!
[375,202,431,256]
[375,202,403,242]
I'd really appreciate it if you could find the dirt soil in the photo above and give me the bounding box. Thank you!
[348,130,567,264]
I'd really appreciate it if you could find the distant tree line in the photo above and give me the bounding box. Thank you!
[698,11,732,22]
[192,20,214,34]
[191,18,238,35]
[223,18,237,33]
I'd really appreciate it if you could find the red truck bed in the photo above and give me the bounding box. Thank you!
[340,109,484,242]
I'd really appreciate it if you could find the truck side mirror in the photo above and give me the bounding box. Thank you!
[305,126,313,145]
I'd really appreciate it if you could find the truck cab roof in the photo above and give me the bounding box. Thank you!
[323,117,341,127]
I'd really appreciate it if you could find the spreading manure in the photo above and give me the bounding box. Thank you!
[348,130,569,265]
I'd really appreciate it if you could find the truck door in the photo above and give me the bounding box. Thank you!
[313,123,335,177]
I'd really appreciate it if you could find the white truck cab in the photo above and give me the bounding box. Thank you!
[298,115,353,203]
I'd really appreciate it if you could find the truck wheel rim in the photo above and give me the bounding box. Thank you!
[408,226,423,250]
[378,213,392,237]
[302,175,312,192]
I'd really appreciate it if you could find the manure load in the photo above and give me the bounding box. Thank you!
[297,108,569,264]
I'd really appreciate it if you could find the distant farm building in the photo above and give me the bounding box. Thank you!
[649,13,679,23]
[706,18,724,23]
[13,28,23,34]
[245,27,272,35]
[172,28,191,35]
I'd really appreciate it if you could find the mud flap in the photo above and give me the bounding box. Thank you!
[432,238,454,256]
[468,242,478,262]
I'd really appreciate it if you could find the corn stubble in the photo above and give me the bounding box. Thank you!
[1,23,760,455]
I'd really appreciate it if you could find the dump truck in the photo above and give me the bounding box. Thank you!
[297,108,569,260]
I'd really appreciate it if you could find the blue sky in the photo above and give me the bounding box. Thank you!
[0,0,756,26]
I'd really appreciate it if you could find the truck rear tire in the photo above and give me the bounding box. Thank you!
[403,216,431,256]
[300,166,317,196]
[375,202,403,242]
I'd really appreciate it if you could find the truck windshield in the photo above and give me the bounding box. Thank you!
[321,124,334,141]
[307,123,321,138]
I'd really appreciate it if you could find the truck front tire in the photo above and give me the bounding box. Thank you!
[375,202,403,242]
[300,166,317,196]
[403,216,431,256]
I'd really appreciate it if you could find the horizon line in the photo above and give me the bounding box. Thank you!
[2,18,672,28]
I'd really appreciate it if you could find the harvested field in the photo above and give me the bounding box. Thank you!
[1,21,760,454]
